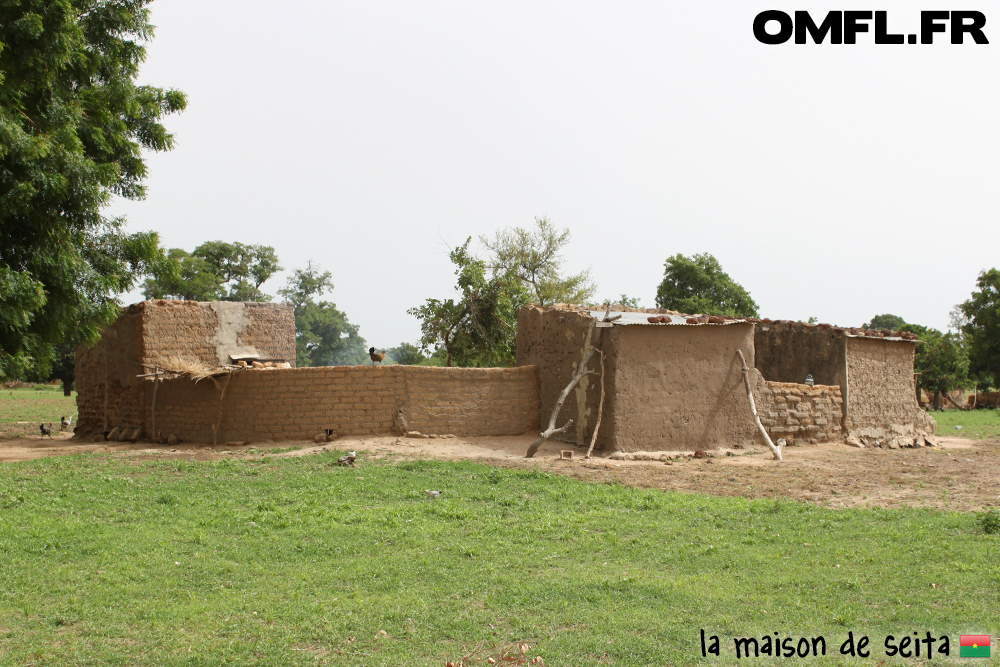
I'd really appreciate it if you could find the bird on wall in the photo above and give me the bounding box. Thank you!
[39,423,53,439]
[369,348,386,364]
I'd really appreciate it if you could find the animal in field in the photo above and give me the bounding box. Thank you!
[425,489,441,500]
[39,423,54,439]
[60,416,72,430]
[337,451,357,466]
[369,347,386,364]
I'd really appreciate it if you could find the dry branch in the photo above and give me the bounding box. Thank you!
[584,349,606,459]
[737,349,782,461]
[525,346,597,458]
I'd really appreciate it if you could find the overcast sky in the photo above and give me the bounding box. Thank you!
[112,0,999,347]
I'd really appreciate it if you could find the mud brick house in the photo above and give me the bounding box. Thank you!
[516,304,934,453]
[76,300,539,443]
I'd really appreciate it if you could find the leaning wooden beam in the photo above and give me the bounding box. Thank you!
[151,367,160,443]
[210,371,234,447]
[736,349,782,462]
[584,349,606,459]
[526,346,597,458]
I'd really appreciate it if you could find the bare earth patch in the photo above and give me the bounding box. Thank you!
[2,431,997,513]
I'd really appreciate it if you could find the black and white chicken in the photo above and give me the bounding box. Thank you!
[337,451,357,466]
[39,423,53,439]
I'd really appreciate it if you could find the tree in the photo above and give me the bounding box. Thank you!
[278,261,366,367]
[0,1,185,380]
[864,314,908,331]
[142,241,281,302]
[409,239,530,367]
[387,343,426,365]
[654,253,759,317]
[481,217,596,306]
[918,331,969,408]
[959,269,1000,389]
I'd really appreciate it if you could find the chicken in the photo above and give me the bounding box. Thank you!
[39,423,53,439]
[60,415,72,431]
[369,347,386,364]
[425,489,441,500]
[337,451,357,466]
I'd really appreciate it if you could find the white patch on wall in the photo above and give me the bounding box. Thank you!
[209,302,259,366]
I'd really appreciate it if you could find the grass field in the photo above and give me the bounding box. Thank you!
[932,408,1000,440]
[0,453,996,666]
[0,386,77,438]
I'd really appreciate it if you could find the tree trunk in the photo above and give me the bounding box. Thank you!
[62,379,73,396]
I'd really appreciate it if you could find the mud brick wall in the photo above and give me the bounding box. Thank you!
[845,337,933,438]
[757,381,844,443]
[143,365,540,444]
[516,305,603,446]
[754,320,847,394]
[75,306,147,436]
[142,300,295,368]
[76,300,296,436]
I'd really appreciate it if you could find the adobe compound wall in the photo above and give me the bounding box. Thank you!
[146,365,539,444]
[845,337,934,440]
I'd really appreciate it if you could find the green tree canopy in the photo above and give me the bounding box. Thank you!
[481,218,596,306]
[864,314,908,331]
[142,242,281,302]
[654,253,759,317]
[1,0,185,379]
[409,239,530,367]
[387,343,427,366]
[278,261,366,367]
[959,268,1000,389]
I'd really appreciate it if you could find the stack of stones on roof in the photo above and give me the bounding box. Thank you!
[515,304,935,454]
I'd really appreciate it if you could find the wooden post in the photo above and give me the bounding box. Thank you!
[526,347,597,458]
[737,349,782,462]
[584,349,606,459]
[211,371,233,446]
[151,367,160,442]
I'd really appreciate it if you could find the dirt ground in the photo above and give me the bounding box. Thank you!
[3,431,997,513]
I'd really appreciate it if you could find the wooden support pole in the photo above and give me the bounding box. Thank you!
[584,349,606,459]
[737,349,782,462]
[526,347,597,458]
[210,371,233,447]
[151,367,160,442]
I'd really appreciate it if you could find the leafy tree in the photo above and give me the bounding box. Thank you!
[409,239,530,367]
[654,253,759,317]
[387,343,426,366]
[278,261,366,367]
[0,0,185,379]
[917,331,969,408]
[481,217,596,306]
[959,269,1000,389]
[603,295,641,308]
[143,241,281,302]
[864,314,908,331]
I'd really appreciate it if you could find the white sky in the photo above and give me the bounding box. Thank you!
[112,0,1000,347]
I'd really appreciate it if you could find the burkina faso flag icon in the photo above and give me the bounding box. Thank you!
[960,635,990,658]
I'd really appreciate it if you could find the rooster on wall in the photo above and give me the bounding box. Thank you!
[369,348,386,364]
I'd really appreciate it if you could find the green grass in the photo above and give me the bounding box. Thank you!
[0,386,77,437]
[932,408,1000,439]
[0,454,996,666]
